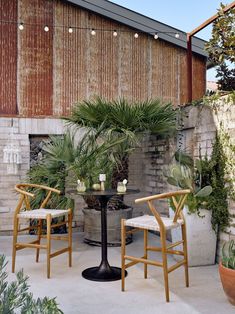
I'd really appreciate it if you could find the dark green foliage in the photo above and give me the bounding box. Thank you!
[0,255,63,314]
[205,3,235,92]
[216,63,235,91]
[65,97,176,137]
[206,135,230,231]
[27,131,121,210]
[205,3,235,64]
[65,97,176,186]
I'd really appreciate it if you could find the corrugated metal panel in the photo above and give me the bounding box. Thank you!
[192,55,206,101]
[0,0,206,117]
[0,0,17,115]
[67,0,207,58]
[53,1,90,115]
[18,0,53,116]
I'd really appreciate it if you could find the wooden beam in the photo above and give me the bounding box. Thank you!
[187,1,235,102]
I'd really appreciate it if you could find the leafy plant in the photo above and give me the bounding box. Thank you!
[206,134,230,231]
[222,240,235,269]
[205,3,235,65]
[166,151,212,214]
[27,130,125,210]
[216,63,235,91]
[65,97,177,186]
[0,255,63,314]
[205,3,235,91]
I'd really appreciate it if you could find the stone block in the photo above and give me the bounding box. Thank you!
[149,181,156,187]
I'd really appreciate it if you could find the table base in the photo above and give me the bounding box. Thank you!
[82,266,127,282]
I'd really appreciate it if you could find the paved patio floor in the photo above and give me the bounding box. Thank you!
[1,232,234,314]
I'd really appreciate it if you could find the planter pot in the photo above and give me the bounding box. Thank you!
[83,207,133,246]
[169,207,217,266]
[219,262,235,306]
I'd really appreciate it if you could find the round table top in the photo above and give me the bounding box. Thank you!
[66,188,140,197]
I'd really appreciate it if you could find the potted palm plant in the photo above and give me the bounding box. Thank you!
[219,240,235,305]
[64,97,177,245]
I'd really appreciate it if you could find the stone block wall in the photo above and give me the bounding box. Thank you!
[0,117,65,233]
[0,117,156,233]
[1,96,235,251]
[178,96,235,257]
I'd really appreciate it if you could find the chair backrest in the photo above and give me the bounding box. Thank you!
[135,189,191,228]
[14,184,61,214]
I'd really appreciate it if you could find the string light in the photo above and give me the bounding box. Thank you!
[18,23,24,30]
[154,33,158,39]
[91,28,96,36]
[0,19,182,40]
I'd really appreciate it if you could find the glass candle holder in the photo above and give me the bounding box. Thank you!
[117,182,127,193]
[77,181,86,192]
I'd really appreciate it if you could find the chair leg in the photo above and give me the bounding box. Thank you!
[144,229,148,279]
[12,217,19,273]
[46,214,52,278]
[160,230,170,302]
[181,224,189,287]
[36,219,42,263]
[68,209,72,267]
[121,219,126,291]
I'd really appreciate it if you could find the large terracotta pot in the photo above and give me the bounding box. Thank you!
[219,262,235,306]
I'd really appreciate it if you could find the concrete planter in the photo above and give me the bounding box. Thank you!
[169,207,217,266]
[83,207,133,246]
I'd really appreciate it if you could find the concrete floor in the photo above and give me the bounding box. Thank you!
[1,232,234,314]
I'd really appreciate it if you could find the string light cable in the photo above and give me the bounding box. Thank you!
[0,19,182,41]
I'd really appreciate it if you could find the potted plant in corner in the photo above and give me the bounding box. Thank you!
[219,240,235,305]
[166,150,216,266]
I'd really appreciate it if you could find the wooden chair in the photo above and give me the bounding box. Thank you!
[12,183,73,278]
[121,189,191,302]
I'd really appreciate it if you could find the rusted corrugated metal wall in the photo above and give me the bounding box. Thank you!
[18,0,53,116]
[0,0,17,115]
[0,0,206,117]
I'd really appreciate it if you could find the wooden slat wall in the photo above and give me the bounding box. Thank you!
[0,0,206,117]
[0,0,17,115]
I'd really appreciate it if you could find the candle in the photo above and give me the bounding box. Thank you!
[99,174,106,181]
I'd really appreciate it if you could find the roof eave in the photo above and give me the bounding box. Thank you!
[65,0,208,58]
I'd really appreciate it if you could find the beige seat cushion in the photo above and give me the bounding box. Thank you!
[124,214,184,231]
[18,208,69,219]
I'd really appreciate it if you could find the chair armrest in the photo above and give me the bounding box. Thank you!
[135,189,191,204]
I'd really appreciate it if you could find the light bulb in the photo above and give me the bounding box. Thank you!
[154,33,158,40]
[175,33,180,39]
[44,25,49,32]
[113,30,118,37]
[134,33,139,38]
[91,29,96,36]
[18,23,24,30]
[68,26,73,33]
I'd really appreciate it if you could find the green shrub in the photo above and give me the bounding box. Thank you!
[0,255,63,314]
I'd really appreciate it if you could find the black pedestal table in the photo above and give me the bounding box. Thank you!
[75,189,139,282]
